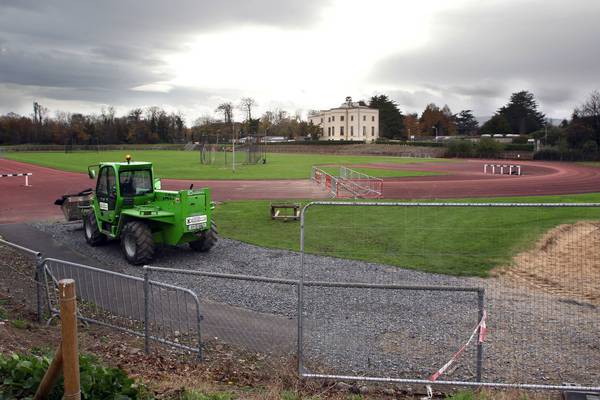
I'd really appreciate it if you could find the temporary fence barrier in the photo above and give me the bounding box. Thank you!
[41,258,202,357]
[298,201,600,392]
[311,166,383,199]
[338,166,383,198]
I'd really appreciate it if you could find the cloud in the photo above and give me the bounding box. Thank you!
[370,0,600,116]
[0,0,329,117]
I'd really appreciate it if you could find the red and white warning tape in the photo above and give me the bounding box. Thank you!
[429,310,487,382]
[423,311,487,398]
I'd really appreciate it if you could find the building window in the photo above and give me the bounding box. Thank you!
[340,115,344,122]
[327,127,331,136]
[371,126,375,136]
[328,117,330,122]
[332,126,335,135]
[363,115,366,121]
[340,126,344,135]
[350,126,354,136]
[332,116,335,122]
[372,116,375,122]
[362,126,366,135]
[350,115,354,121]
[321,118,323,123]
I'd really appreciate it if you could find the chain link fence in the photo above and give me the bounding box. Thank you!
[299,201,600,391]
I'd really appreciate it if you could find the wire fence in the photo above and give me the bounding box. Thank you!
[299,201,600,391]
[143,267,299,356]
[39,257,202,357]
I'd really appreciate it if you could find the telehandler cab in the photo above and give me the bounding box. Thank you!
[84,155,217,265]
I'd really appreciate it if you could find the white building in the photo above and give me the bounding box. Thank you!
[308,97,379,143]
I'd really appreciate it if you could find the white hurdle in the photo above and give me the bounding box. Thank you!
[483,164,521,176]
[0,172,32,186]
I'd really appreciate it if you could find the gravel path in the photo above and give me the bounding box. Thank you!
[32,221,600,388]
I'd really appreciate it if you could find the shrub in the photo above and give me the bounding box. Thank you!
[504,143,534,151]
[446,140,474,157]
[511,135,529,144]
[475,138,504,158]
[0,352,149,400]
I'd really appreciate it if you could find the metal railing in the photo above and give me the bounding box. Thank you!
[338,166,383,198]
[311,166,383,199]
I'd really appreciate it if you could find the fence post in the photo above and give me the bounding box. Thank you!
[476,289,485,382]
[59,279,80,400]
[35,254,44,323]
[143,266,150,355]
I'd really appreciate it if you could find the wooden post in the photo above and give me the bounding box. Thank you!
[33,344,63,400]
[59,279,81,400]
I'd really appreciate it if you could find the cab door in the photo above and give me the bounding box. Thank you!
[95,166,117,227]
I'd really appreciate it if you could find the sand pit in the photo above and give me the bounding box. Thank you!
[495,221,600,306]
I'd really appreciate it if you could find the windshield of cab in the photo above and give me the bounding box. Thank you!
[119,169,153,196]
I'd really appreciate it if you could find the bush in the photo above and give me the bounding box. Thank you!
[475,138,504,158]
[446,140,474,157]
[0,352,149,400]
[511,135,529,144]
[504,143,534,151]
[533,148,587,161]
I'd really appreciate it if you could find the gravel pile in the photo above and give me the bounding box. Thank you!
[32,221,600,387]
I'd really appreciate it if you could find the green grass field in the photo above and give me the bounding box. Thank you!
[214,193,600,277]
[6,151,446,180]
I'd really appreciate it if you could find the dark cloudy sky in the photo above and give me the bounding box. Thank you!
[0,0,599,122]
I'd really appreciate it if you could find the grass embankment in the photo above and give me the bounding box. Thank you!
[6,150,445,180]
[214,193,600,277]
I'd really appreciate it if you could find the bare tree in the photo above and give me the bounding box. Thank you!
[578,90,600,119]
[239,97,256,121]
[216,102,233,124]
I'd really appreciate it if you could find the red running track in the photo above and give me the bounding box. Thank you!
[1,158,600,223]
[0,159,327,223]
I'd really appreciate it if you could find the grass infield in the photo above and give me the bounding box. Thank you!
[214,193,600,277]
[6,150,446,180]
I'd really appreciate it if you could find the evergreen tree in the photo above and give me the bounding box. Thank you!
[497,91,545,134]
[480,114,511,135]
[368,95,405,139]
[455,110,479,136]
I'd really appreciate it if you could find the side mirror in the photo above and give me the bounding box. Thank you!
[153,178,162,190]
[88,168,96,179]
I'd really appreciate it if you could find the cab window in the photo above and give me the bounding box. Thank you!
[119,169,152,196]
[96,167,116,196]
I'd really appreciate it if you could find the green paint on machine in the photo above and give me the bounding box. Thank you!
[84,156,217,265]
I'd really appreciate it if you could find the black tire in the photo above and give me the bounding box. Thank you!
[83,212,106,246]
[189,221,218,252]
[120,221,154,265]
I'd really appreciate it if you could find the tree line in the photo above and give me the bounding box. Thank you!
[2,91,600,160]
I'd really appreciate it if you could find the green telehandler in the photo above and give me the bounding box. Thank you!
[83,155,217,265]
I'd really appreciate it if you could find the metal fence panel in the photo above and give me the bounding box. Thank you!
[42,258,202,356]
[144,267,299,357]
[299,201,600,391]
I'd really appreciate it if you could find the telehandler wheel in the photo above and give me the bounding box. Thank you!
[83,212,106,246]
[189,221,218,252]
[121,221,154,265]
